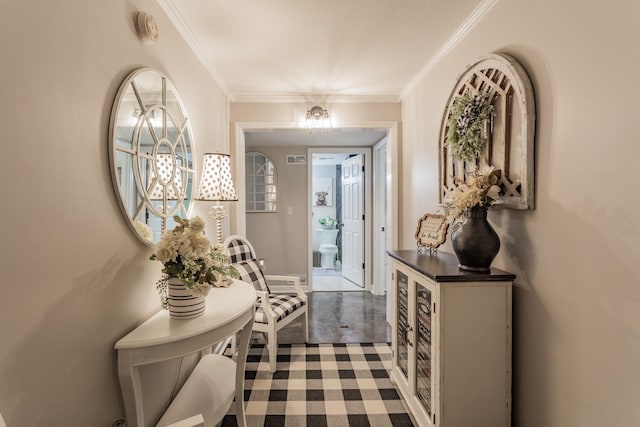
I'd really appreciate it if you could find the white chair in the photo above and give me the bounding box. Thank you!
[156,354,234,427]
[223,235,308,373]
[165,414,205,427]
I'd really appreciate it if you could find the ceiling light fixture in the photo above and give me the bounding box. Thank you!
[305,106,331,134]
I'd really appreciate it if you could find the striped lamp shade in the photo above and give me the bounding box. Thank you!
[195,153,238,201]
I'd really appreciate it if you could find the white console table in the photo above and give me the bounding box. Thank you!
[115,279,256,427]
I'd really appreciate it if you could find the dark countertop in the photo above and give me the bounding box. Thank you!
[387,250,516,283]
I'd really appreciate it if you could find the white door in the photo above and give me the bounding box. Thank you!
[341,154,365,287]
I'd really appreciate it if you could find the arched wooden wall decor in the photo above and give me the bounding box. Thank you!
[439,53,536,209]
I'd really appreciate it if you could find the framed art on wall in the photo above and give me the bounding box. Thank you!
[313,177,333,207]
[439,53,536,210]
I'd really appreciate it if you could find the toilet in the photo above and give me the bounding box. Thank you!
[315,228,339,269]
[319,244,339,269]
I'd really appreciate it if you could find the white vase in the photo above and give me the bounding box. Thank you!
[167,278,206,319]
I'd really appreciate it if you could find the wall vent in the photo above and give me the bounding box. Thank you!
[286,154,306,165]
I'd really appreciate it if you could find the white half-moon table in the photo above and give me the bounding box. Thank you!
[115,279,256,427]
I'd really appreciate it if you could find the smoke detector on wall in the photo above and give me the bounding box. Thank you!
[135,11,159,44]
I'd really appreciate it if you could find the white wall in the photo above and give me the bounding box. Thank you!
[0,1,228,425]
[401,0,640,425]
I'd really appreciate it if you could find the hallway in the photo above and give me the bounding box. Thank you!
[312,268,364,292]
[258,291,390,345]
[222,292,403,426]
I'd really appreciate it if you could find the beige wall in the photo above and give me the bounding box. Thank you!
[401,0,640,425]
[0,1,228,425]
[231,102,401,125]
[245,146,309,277]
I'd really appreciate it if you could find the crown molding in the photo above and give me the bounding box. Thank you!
[157,0,231,100]
[229,93,400,104]
[400,0,499,100]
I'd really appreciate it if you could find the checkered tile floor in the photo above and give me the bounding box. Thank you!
[221,343,414,427]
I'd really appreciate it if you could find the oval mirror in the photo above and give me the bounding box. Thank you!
[109,68,196,245]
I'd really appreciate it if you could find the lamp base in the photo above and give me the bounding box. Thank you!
[208,204,227,244]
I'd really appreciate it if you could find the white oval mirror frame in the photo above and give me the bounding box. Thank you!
[109,68,196,245]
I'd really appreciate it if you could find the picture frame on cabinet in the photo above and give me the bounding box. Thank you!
[415,213,449,252]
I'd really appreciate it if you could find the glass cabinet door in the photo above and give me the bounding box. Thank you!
[395,270,409,379]
[415,282,432,418]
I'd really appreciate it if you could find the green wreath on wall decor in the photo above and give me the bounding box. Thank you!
[446,90,494,162]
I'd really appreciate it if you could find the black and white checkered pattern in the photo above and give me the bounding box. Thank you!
[226,238,254,263]
[256,294,306,324]
[222,343,414,427]
[234,259,270,293]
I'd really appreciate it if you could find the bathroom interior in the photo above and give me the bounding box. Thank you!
[311,153,363,291]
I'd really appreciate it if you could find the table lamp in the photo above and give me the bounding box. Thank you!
[195,153,238,243]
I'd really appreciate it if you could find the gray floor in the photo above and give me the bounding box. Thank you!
[252,291,391,345]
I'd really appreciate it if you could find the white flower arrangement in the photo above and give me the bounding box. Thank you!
[443,165,503,222]
[446,90,494,162]
[134,220,153,241]
[150,216,238,310]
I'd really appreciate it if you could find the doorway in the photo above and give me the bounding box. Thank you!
[308,148,371,292]
[232,122,399,312]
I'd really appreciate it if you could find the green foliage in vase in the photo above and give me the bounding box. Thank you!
[318,216,337,227]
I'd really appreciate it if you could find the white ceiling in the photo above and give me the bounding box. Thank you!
[159,0,485,102]
[157,0,486,145]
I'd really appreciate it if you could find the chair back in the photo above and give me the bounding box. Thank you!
[225,235,257,263]
[222,235,270,293]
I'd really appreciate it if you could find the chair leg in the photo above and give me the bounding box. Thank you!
[303,311,309,343]
[267,324,277,373]
[230,332,237,355]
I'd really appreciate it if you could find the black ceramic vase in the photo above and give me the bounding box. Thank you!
[451,205,500,272]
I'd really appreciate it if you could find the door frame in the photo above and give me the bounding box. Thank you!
[372,139,387,296]
[232,121,399,293]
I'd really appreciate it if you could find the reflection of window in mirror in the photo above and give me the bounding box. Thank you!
[245,152,277,212]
